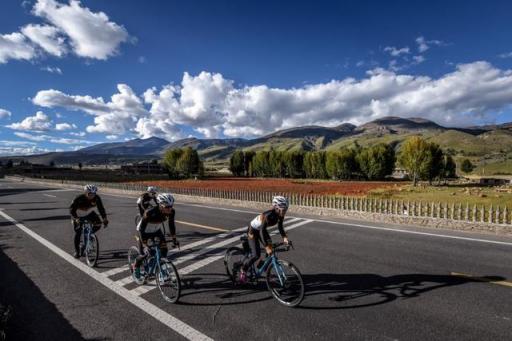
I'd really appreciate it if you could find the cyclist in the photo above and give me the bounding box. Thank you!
[239,196,289,283]
[132,193,179,279]
[137,186,158,216]
[69,184,109,258]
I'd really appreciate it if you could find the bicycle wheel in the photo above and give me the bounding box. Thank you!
[266,260,304,307]
[224,247,245,283]
[128,246,145,285]
[156,259,181,303]
[85,234,99,267]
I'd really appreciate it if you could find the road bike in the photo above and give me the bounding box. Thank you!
[224,237,305,307]
[127,236,181,303]
[78,218,100,267]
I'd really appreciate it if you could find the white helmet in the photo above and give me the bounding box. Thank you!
[156,193,174,207]
[84,184,97,194]
[147,186,157,194]
[272,196,289,209]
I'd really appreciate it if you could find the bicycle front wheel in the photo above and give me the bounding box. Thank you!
[266,260,304,307]
[156,260,181,303]
[85,234,99,267]
[224,247,244,283]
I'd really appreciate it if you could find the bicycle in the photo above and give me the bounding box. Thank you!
[224,237,305,307]
[78,218,100,267]
[127,235,181,303]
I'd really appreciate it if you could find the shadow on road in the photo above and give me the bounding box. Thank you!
[0,187,54,197]
[22,215,71,222]
[298,273,506,310]
[0,247,84,340]
[0,201,57,205]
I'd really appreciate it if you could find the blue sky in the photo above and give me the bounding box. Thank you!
[1,0,512,155]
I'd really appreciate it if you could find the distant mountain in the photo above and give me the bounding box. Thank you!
[3,117,512,171]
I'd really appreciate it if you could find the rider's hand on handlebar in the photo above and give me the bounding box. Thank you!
[283,236,289,245]
[265,245,273,255]
[103,218,109,228]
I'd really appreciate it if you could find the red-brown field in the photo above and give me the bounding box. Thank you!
[128,178,400,196]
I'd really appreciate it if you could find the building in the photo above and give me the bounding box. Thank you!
[465,175,512,186]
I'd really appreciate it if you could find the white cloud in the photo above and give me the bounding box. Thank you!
[30,61,512,140]
[41,65,62,74]
[69,131,86,137]
[14,131,91,144]
[412,55,426,64]
[6,111,52,131]
[416,36,443,53]
[0,108,12,119]
[498,52,512,59]
[106,135,118,140]
[0,145,52,156]
[138,56,146,63]
[21,23,66,57]
[384,46,410,57]
[0,32,36,63]
[33,84,146,134]
[33,0,130,60]
[55,122,77,130]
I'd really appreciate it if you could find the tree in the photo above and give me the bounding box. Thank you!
[398,137,430,186]
[5,160,13,169]
[163,148,184,179]
[229,150,245,176]
[283,151,304,178]
[326,149,358,180]
[269,150,286,177]
[421,142,444,184]
[251,151,271,177]
[443,155,457,179]
[177,147,201,178]
[304,152,327,179]
[243,151,255,176]
[357,144,395,180]
[78,162,83,171]
[49,161,55,167]
[461,159,475,174]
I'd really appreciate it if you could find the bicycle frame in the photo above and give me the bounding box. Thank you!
[251,252,287,286]
[81,220,93,248]
[143,243,162,277]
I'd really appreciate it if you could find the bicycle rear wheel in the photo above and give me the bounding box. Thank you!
[85,234,99,267]
[224,247,245,283]
[156,260,181,303]
[266,260,304,307]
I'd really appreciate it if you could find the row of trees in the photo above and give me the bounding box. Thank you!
[162,147,204,179]
[230,137,457,185]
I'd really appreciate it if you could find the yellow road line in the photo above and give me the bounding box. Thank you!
[175,220,229,232]
[450,272,512,288]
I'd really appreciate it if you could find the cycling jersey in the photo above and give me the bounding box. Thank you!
[137,205,176,236]
[137,192,157,216]
[70,194,107,220]
[249,209,286,245]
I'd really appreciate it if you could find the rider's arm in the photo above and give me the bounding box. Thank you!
[168,209,176,238]
[137,213,148,244]
[69,197,79,219]
[95,196,107,220]
[261,220,272,246]
[277,217,287,238]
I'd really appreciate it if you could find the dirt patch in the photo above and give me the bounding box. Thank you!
[126,177,400,196]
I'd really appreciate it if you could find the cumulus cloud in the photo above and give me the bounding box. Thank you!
[6,111,52,131]
[416,36,443,53]
[33,84,146,134]
[69,131,86,137]
[30,61,512,140]
[0,145,52,156]
[384,46,410,57]
[55,122,77,130]
[21,23,66,57]
[33,0,130,60]
[0,0,130,64]
[0,108,11,119]
[498,52,512,59]
[0,32,36,63]
[106,135,119,140]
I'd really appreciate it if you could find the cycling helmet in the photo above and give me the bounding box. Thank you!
[84,184,98,194]
[272,196,289,209]
[157,193,174,207]
[147,186,157,194]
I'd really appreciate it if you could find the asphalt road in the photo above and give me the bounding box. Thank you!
[0,178,511,340]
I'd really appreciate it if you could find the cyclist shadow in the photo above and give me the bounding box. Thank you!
[177,273,274,306]
[96,249,128,267]
[298,273,505,310]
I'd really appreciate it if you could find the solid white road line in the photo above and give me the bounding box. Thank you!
[43,194,57,198]
[0,209,213,341]
[102,266,129,278]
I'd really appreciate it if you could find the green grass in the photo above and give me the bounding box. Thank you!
[368,184,512,208]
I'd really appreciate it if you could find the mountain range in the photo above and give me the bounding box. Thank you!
[3,116,512,173]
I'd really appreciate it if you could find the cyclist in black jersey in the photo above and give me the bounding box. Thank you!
[239,196,289,283]
[137,186,158,216]
[69,184,109,258]
[132,193,178,279]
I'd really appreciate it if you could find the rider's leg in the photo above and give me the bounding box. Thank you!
[72,220,82,257]
[156,230,168,258]
[242,228,261,272]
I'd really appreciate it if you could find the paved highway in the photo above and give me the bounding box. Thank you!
[0,178,511,340]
